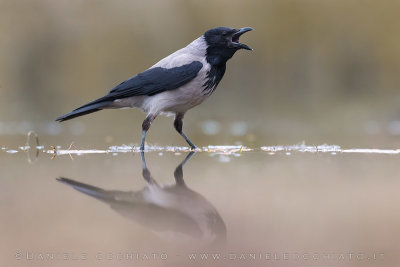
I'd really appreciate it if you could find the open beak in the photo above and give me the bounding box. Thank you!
[231,27,253,50]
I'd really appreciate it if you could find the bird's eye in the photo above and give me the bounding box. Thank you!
[222,31,228,36]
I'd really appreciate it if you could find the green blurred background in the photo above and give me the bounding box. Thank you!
[1,0,400,148]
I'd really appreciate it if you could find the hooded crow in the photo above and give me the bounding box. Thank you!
[56,27,253,150]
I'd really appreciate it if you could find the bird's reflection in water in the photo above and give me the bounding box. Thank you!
[57,152,226,248]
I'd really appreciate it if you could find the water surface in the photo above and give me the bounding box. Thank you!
[1,139,399,267]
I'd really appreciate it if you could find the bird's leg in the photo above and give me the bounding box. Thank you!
[140,151,158,185]
[174,113,198,150]
[140,151,147,169]
[174,151,196,186]
[140,114,156,151]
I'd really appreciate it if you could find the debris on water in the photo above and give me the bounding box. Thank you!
[206,145,252,153]
[4,142,399,158]
[261,143,342,153]
[19,146,30,151]
[107,145,252,154]
[48,149,108,156]
[109,144,134,152]
[342,148,400,154]
[261,143,400,155]
[36,145,254,159]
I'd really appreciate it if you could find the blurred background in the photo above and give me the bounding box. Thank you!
[1,0,400,148]
[2,1,400,266]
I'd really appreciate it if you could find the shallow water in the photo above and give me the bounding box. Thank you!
[1,137,400,267]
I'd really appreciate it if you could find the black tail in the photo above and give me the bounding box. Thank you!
[57,177,115,202]
[56,98,113,122]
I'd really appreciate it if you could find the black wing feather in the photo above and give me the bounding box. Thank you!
[56,61,203,122]
[109,61,203,98]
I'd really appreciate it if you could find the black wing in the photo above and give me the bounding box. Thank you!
[55,61,203,122]
[109,61,203,98]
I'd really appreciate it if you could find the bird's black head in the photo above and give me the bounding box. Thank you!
[203,27,253,65]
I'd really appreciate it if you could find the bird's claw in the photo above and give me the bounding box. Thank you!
[190,146,199,151]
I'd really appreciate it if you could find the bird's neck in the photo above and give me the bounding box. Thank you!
[187,36,235,65]
[202,46,234,95]
[205,46,235,66]
[188,36,231,95]
[202,61,226,96]
[186,36,209,57]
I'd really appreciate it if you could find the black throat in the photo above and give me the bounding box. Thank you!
[203,47,235,95]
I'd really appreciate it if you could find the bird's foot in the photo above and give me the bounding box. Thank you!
[189,145,199,151]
